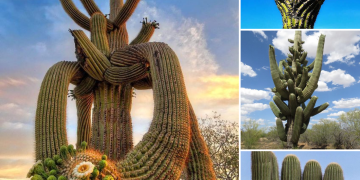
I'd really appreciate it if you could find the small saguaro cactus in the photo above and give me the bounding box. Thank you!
[251,151,279,180]
[303,160,322,180]
[324,163,344,180]
[269,30,329,148]
[281,155,301,180]
[275,0,326,29]
[32,0,216,179]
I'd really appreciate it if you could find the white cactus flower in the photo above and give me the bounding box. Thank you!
[72,161,95,178]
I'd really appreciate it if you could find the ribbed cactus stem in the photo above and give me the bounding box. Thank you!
[130,19,159,45]
[113,0,140,27]
[76,93,93,149]
[324,163,344,180]
[275,0,326,29]
[270,152,279,180]
[35,61,80,160]
[251,151,272,180]
[80,0,102,16]
[90,12,110,57]
[281,155,301,180]
[60,0,91,30]
[303,160,322,180]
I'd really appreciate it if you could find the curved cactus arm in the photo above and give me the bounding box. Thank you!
[185,103,216,179]
[291,107,303,145]
[76,93,93,149]
[104,63,149,84]
[35,61,80,160]
[310,102,329,116]
[303,160,322,180]
[130,19,160,45]
[289,93,297,117]
[303,96,318,120]
[269,45,289,99]
[273,96,291,116]
[281,155,301,180]
[299,52,307,63]
[251,151,272,180]
[80,0,102,16]
[73,76,97,97]
[276,118,287,142]
[132,77,153,90]
[270,102,287,120]
[298,34,325,103]
[298,68,309,89]
[324,163,344,180]
[90,13,110,57]
[278,60,286,79]
[71,30,111,81]
[60,0,91,30]
[113,0,140,27]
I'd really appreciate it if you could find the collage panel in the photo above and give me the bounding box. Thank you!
[241,30,360,150]
[241,151,358,179]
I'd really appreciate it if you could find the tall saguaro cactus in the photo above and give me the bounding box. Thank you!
[269,31,329,148]
[33,0,215,179]
[275,0,326,29]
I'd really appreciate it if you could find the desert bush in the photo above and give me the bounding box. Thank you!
[338,109,360,149]
[266,125,279,142]
[241,119,265,149]
[308,119,339,147]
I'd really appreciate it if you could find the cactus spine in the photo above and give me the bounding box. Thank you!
[303,160,322,180]
[250,152,344,180]
[275,0,326,29]
[281,155,301,180]
[269,31,328,148]
[324,163,344,180]
[33,0,215,179]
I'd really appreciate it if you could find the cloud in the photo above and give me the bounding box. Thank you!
[252,30,268,40]
[316,81,332,92]
[333,98,360,108]
[328,111,346,117]
[241,103,269,115]
[241,87,271,104]
[240,62,257,77]
[273,31,360,65]
[320,69,355,88]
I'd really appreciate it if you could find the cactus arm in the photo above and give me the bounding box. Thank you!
[310,102,329,116]
[289,93,297,117]
[324,163,344,180]
[35,61,80,160]
[298,68,308,89]
[299,52,307,63]
[74,76,97,97]
[104,63,149,85]
[291,107,303,145]
[269,45,289,99]
[299,34,325,103]
[306,60,315,71]
[270,102,287,120]
[278,60,285,79]
[270,152,279,180]
[71,30,111,81]
[273,96,291,116]
[295,74,302,86]
[60,0,91,31]
[186,103,216,179]
[281,155,301,180]
[303,160,322,180]
[303,96,318,120]
[130,19,159,45]
[276,118,287,142]
[113,0,140,27]
[90,13,110,57]
[80,0,102,16]
[251,151,272,180]
[288,79,295,94]
[76,93,93,149]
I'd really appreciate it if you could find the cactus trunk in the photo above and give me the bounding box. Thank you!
[269,31,328,148]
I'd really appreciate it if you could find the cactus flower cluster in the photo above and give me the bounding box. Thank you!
[269,31,328,148]
[251,151,344,180]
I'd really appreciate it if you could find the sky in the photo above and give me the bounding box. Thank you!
[241,30,360,130]
[241,0,360,29]
[0,0,239,178]
[241,151,359,179]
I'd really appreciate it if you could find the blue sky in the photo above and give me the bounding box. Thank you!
[241,151,358,179]
[241,30,360,129]
[241,1,360,29]
[0,0,238,178]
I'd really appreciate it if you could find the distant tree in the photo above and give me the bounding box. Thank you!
[199,112,239,180]
[338,108,360,149]
[241,119,265,149]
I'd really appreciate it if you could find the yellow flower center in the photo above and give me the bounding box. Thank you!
[77,164,90,173]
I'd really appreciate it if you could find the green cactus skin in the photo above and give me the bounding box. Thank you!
[303,160,322,180]
[34,0,215,178]
[251,151,272,180]
[270,152,279,180]
[324,163,344,180]
[281,155,301,180]
[275,0,326,29]
[276,118,287,142]
[269,31,328,148]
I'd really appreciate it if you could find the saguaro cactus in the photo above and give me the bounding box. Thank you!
[303,160,322,180]
[275,0,326,29]
[250,152,344,180]
[33,0,215,179]
[324,163,344,180]
[269,31,329,148]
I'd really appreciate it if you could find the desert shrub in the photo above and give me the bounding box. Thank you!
[309,119,339,147]
[338,109,360,149]
[241,119,265,149]
[266,125,279,142]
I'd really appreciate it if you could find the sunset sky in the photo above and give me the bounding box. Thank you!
[0,0,239,178]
